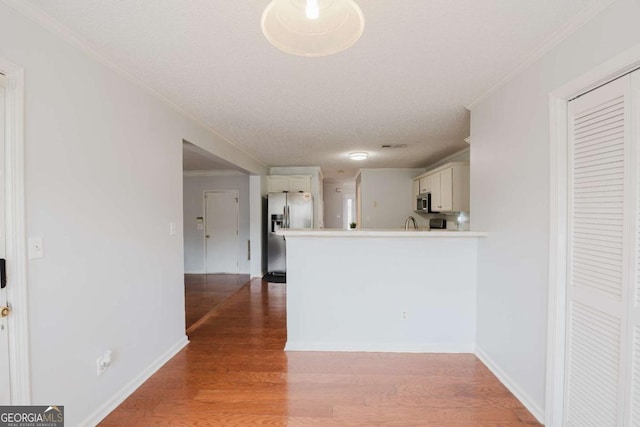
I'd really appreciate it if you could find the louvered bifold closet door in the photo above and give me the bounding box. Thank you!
[628,70,640,427]
[565,75,630,427]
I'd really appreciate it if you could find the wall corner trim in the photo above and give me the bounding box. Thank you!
[475,346,545,425]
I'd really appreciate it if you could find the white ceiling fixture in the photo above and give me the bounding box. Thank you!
[261,0,365,57]
[349,152,368,160]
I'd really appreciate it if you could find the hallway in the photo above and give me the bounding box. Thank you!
[184,274,250,331]
[100,279,540,426]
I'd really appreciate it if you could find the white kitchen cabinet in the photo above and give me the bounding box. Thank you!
[267,175,311,193]
[288,176,312,192]
[430,172,442,211]
[267,176,290,193]
[439,167,453,211]
[419,176,430,194]
[430,165,468,213]
[413,162,469,213]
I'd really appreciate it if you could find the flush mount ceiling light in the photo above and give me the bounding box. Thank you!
[261,0,365,57]
[348,152,368,160]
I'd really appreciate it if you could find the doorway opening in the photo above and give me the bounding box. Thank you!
[181,142,254,334]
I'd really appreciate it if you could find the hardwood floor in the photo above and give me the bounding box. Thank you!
[100,279,541,426]
[184,273,250,330]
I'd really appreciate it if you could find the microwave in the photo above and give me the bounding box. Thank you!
[416,194,432,212]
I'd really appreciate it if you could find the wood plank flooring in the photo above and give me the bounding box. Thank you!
[100,278,541,426]
[184,273,249,330]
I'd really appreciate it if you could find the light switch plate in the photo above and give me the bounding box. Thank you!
[169,222,177,236]
[28,237,44,259]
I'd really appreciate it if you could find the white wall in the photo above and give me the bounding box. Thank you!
[470,0,640,421]
[323,179,356,229]
[183,173,250,274]
[0,3,265,425]
[359,169,423,229]
[286,235,478,352]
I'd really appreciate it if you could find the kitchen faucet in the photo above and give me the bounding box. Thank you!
[404,216,418,230]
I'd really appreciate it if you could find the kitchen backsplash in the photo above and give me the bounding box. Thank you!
[415,211,470,230]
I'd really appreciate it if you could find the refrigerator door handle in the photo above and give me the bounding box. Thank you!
[283,206,287,229]
[286,205,290,229]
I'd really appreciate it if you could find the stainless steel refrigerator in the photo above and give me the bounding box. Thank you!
[267,192,313,275]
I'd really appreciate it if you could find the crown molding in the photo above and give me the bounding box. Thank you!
[465,0,618,110]
[422,147,470,170]
[2,0,267,172]
[183,170,247,177]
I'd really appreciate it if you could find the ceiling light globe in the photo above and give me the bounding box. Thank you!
[262,0,365,57]
[348,152,368,161]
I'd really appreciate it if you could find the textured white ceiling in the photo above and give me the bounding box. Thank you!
[21,0,604,177]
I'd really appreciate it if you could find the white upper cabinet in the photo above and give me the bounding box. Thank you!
[430,171,443,211]
[419,176,430,194]
[267,175,312,193]
[413,162,469,213]
[267,176,290,193]
[439,167,454,212]
[288,176,312,192]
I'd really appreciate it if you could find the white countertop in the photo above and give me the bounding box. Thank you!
[276,228,488,237]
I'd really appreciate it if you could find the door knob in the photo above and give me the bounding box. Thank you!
[0,306,10,317]
[206,235,210,238]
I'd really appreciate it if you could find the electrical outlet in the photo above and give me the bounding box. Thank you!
[96,350,112,376]
[401,310,408,320]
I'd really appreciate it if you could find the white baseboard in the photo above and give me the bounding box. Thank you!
[475,346,545,424]
[80,336,189,427]
[285,341,475,353]
[185,270,252,275]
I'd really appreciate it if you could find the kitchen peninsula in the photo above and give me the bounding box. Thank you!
[278,229,487,353]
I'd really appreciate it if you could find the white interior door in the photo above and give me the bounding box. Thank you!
[0,75,10,404]
[204,191,239,274]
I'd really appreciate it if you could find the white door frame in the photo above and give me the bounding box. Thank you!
[546,44,640,427]
[203,190,239,274]
[0,57,30,404]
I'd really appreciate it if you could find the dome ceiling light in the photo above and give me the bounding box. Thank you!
[348,152,368,160]
[261,0,365,57]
